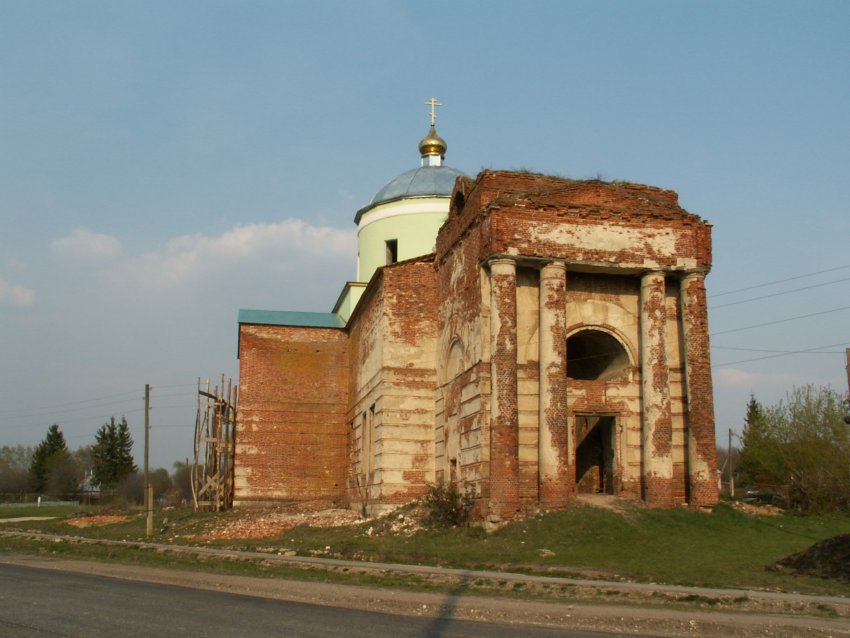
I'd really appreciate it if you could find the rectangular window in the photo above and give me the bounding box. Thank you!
[385,239,398,265]
[362,406,376,477]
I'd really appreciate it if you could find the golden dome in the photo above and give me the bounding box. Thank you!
[418,124,447,158]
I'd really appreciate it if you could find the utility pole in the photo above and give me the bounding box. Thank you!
[844,348,850,392]
[144,384,153,538]
[845,348,850,402]
[727,428,735,498]
[844,348,850,425]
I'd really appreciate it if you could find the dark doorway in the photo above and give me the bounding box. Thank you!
[575,415,616,494]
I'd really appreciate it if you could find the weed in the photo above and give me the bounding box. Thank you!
[421,482,474,528]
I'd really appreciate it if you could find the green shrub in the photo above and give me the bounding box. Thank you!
[422,482,474,527]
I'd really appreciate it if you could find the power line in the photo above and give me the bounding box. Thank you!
[709,276,850,309]
[711,305,850,336]
[714,342,850,367]
[154,382,199,390]
[0,397,144,422]
[0,390,141,416]
[0,381,201,419]
[150,403,196,410]
[710,263,850,299]
[4,407,146,429]
[712,343,847,355]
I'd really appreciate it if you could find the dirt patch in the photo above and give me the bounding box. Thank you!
[776,533,850,583]
[574,493,636,514]
[65,515,128,528]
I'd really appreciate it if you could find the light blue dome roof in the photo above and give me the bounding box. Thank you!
[354,165,468,224]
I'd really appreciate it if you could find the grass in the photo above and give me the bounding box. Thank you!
[2,501,850,598]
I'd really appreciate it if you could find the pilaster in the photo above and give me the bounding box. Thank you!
[680,272,719,506]
[538,262,571,507]
[488,257,519,520]
[640,271,674,507]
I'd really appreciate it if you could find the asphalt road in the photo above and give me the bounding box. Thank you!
[0,563,628,638]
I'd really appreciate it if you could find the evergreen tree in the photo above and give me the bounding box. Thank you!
[92,417,137,490]
[737,394,770,485]
[29,424,69,494]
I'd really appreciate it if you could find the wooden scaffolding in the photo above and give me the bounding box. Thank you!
[192,376,237,511]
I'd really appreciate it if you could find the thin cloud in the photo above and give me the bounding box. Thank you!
[52,228,121,260]
[116,218,356,291]
[714,367,800,388]
[0,278,35,307]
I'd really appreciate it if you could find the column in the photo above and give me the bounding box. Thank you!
[680,272,719,506]
[489,257,519,520]
[538,262,572,507]
[640,271,674,507]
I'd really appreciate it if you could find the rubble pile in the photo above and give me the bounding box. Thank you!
[201,503,364,540]
[730,501,783,516]
[366,511,423,538]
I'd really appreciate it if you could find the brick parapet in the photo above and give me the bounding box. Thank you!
[437,170,712,272]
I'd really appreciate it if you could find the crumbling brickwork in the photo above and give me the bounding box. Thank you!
[345,259,439,515]
[434,170,717,516]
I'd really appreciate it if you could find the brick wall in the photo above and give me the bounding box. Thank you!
[346,258,439,514]
[435,211,490,517]
[235,324,349,504]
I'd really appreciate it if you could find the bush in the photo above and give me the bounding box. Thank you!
[422,482,474,527]
[738,386,850,512]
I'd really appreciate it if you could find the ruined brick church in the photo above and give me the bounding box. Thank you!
[234,105,719,522]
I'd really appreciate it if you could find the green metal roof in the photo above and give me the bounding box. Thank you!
[238,309,346,329]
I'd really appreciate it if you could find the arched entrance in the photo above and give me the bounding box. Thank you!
[567,328,629,495]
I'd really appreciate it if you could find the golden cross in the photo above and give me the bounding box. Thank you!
[424,98,442,125]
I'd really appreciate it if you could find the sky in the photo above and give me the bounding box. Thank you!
[1,1,848,471]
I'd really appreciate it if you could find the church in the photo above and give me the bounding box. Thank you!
[234,102,719,523]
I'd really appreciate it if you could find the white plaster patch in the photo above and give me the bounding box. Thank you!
[530,224,677,258]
